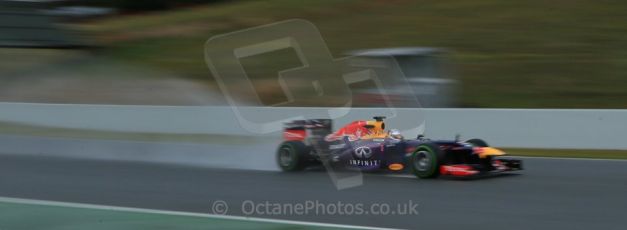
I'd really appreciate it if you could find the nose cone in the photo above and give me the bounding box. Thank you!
[476,147,506,158]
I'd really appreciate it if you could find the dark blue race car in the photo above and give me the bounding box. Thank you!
[277,117,522,178]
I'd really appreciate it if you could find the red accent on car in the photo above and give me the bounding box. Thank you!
[283,129,306,141]
[405,147,416,153]
[473,147,485,154]
[324,120,369,141]
[492,160,508,170]
[440,165,479,176]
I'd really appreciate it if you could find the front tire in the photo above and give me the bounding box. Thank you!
[410,142,445,178]
[277,141,310,171]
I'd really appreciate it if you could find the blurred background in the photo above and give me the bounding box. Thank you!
[1,0,626,108]
[1,2,627,229]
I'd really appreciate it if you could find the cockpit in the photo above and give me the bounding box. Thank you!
[324,116,404,141]
[360,116,404,140]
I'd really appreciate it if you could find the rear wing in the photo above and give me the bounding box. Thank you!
[283,119,332,141]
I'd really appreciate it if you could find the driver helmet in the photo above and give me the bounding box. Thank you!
[389,129,403,139]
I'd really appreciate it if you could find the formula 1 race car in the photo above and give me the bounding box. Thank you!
[276,117,522,178]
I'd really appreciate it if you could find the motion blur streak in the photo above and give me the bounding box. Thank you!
[0,135,282,171]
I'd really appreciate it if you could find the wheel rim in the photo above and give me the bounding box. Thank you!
[279,147,293,167]
[414,150,431,172]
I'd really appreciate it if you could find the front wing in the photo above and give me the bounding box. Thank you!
[440,159,523,177]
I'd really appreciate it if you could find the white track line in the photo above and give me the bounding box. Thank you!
[0,196,402,230]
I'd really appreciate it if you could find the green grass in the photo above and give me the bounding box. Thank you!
[78,0,627,108]
[2,121,626,160]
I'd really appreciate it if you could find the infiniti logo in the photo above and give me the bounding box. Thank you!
[354,146,373,159]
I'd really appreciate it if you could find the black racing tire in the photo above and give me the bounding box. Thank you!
[466,138,489,147]
[410,142,445,179]
[276,141,310,171]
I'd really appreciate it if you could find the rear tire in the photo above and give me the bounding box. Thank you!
[466,138,489,147]
[277,141,310,171]
[410,142,445,178]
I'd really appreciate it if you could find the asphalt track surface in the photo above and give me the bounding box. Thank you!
[0,137,626,229]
